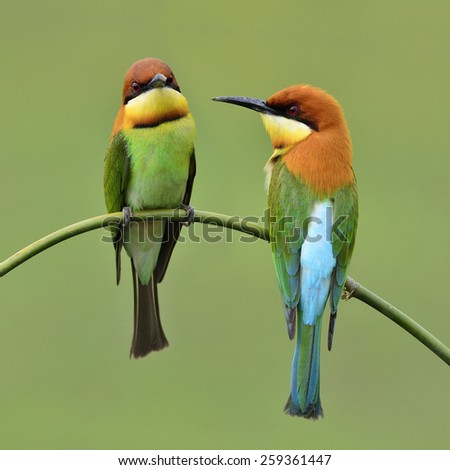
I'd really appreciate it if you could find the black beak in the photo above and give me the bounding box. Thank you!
[147,73,167,90]
[212,96,277,115]
[213,94,319,131]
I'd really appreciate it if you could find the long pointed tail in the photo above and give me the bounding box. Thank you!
[130,262,168,358]
[284,314,323,419]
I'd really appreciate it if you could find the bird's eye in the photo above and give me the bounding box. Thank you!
[287,104,300,116]
[166,75,174,84]
[131,82,140,92]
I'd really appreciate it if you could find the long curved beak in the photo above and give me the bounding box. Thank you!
[212,96,276,115]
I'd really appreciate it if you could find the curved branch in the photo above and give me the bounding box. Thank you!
[345,277,449,365]
[0,209,267,277]
[0,209,448,365]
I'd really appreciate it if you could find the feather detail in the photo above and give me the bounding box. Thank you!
[104,58,196,359]
[262,84,354,197]
[283,130,353,197]
[122,87,189,130]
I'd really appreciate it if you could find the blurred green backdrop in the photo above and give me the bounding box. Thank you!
[0,0,449,450]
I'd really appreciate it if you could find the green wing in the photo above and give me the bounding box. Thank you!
[103,132,130,284]
[269,159,358,344]
[104,132,129,213]
[154,149,196,283]
[268,158,314,339]
[328,178,358,349]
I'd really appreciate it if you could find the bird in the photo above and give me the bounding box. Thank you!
[213,86,358,419]
[104,58,196,358]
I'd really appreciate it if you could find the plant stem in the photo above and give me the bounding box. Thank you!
[0,209,266,277]
[345,277,449,365]
[1,208,448,365]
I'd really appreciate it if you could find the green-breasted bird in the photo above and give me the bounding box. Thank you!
[214,86,358,418]
[104,58,196,358]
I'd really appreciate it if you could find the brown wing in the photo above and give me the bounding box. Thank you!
[154,150,196,283]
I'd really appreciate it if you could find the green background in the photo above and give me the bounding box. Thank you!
[0,0,449,449]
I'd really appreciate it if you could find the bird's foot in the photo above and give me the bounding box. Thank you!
[342,285,356,301]
[122,207,133,227]
[178,204,195,227]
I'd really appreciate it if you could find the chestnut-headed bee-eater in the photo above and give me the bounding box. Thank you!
[104,58,196,358]
[214,86,358,419]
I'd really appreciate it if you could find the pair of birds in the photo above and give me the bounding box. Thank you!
[104,58,358,420]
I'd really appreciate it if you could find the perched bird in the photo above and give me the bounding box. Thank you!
[213,86,358,418]
[104,58,196,358]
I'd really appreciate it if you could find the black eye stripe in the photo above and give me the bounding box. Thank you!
[282,104,319,131]
[123,77,182,104]
[301,118,319,132]
[270,106,319,131]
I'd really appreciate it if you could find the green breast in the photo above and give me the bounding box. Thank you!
[123,114,195,210]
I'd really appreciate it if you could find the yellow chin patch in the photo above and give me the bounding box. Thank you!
[123,87,190,128]
[261,114,312,149]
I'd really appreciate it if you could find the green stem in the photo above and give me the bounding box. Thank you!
[345,277,449,365]
[0,209,266,277]
[1,209,448,366]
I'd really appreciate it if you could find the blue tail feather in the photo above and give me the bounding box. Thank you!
[284,313,323,419]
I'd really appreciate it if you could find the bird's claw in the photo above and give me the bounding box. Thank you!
[179,204,195,227]
[123,207,133,227]
[342,285,356,301]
